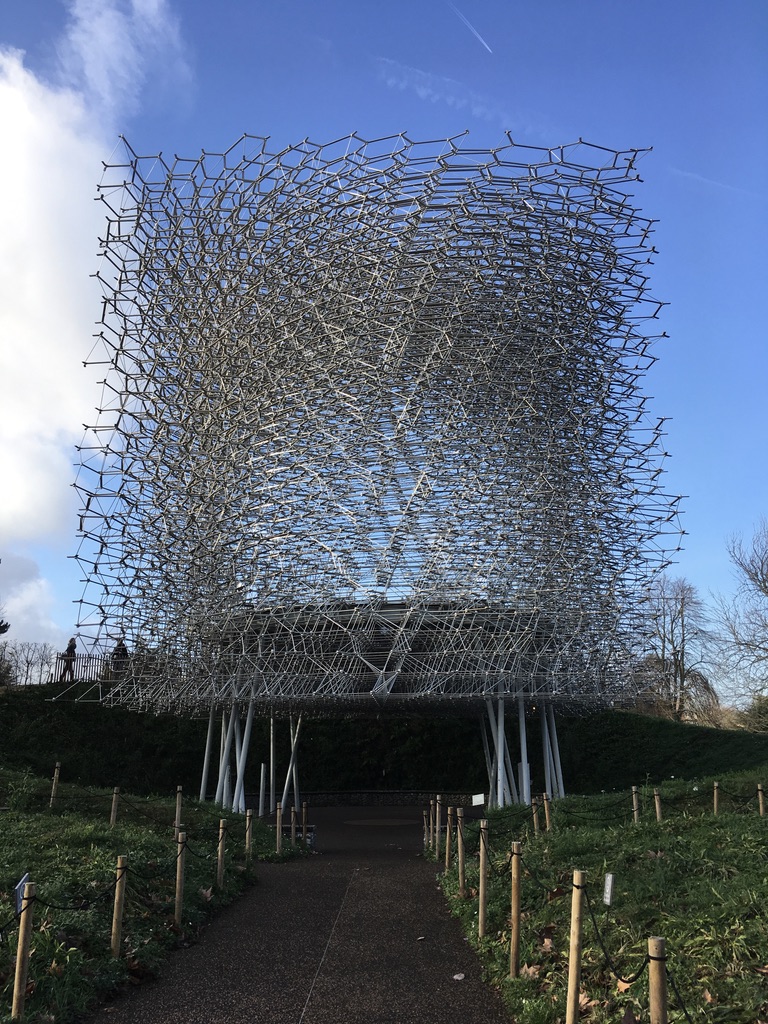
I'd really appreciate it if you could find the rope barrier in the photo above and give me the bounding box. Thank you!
[583,886,650,985]
[666,968,697,1024]
[519,854,567,900]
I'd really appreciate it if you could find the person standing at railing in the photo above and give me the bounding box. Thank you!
[58,637,77,682]
[111,637,129,676]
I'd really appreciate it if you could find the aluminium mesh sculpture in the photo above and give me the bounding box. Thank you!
[75,133,680,806]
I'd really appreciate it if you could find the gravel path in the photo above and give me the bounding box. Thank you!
[86,806,509,1024]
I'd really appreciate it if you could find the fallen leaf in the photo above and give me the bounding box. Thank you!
[579,990,599,1013]
[538,923,556,953]
[453,973,465,981]
[616,978,633,993]
[703,989,716,1004]
[520,963,540,979]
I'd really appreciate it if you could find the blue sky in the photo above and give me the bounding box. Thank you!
[0,0,766,645]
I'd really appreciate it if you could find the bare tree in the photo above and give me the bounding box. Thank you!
[720,519,768,698]
[0,641,56,686]
[638,575,719,722]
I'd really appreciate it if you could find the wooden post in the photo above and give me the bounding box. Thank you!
[302,800,308,845]
[713,781,719,816]
[758,783,765,817]
[174,832,186,928]
[216,819,226,889]
[11,881,35,1020]
[509,841,522,978]
[445,806,454,871]
[245,809,253,860]
[174,785,183,839]
[50,761,61,808]
[543,792,552,831]
[111,856,128,957]
[435,794,443,859]
[109,787,120,828]
[478,818,488,938]
[648,936,668,1024]
[422,808,428,850]
[532,795,540,835]
[276,803,283,854]
[290,805,297,847]
[631,785,640,823]
[457,807,466,898]
[565,869,585,1024]
[429,799,435,850]
[654,787,663,822]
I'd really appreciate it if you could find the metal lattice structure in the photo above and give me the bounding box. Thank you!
[75,133,680,727]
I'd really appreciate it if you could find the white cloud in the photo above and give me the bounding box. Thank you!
[375,57,557,141]
[376,57,510,127]
[58,0,191,129]
[0,47,103,544]
[1,553,65,646]
[0,1,191,640]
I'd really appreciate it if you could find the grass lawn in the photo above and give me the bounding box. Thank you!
[0,769,298,1023]
[439,770,768,1023]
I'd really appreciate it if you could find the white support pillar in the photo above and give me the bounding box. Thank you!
[232,696,255,814]
[270,715,276,814]
[289,715,301,810]
[215,702,237,806]
[517,696,531,805]
[541,706,559,799]
[258,762,266,818]
[280,714,303,812]
[485,698,513,808]
[199,704,216,801]
[504,737,520,805]
[483,705,499,808]
[496,696,505,808]
[234,710,243,775]
[541,706,553,799]
[547,703,565,798]
[480,716,494,803]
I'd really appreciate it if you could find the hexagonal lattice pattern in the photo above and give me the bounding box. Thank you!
[75,134,681,715]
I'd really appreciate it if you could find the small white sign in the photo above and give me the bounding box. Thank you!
[15,873,30,916]
[603,873,614,906]
[472,793,486,806]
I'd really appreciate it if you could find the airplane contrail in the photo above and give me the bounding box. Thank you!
[447,2,493,54]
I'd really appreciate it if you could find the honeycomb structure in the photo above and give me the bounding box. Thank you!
[75,133,681,717]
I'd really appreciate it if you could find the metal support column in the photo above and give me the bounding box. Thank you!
[232,695,255,814]
[215,702,237,806]
[547,703,565,798]
[199,704,216,801]
[280,714,303,812]
[269,716,276,814]
[518,696,531,805]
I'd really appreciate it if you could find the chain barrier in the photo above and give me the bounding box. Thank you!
[583,886,650,986]
[717,785,758,812]
[0,912,19,942]
[519,854,569,901]
[125,858,178,882]
[666,967,697,1024]
[33,883,117,913]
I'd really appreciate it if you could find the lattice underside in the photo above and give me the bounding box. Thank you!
[74,133,681,716]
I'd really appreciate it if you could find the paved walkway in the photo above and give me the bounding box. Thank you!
[88,806,510,1024]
